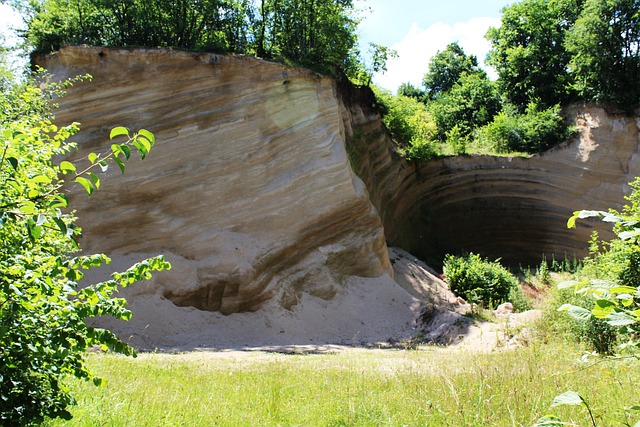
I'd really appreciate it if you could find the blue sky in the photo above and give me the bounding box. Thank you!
[357,0,515,90]
[1,1,515,90]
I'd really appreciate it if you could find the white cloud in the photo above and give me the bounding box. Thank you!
[373,17,501,92]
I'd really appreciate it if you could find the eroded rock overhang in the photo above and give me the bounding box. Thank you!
[339,85,640,268]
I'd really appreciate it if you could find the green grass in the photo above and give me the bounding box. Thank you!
[46,341,639,427]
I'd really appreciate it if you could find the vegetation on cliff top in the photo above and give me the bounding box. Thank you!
[11,0,361,77]
[378,0,640,160]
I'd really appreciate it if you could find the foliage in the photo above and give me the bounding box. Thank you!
[397,82,425,100]
[478,102,575,154]
[489,0,640,111]
[16,0,359,76]
[422,42,481,101]
[374,87,438,161]
[0,65,170,424]
[566,0,640,110]
[539,178,640,426]
[429,70,501,140]
[442,253,519,308]
[486,0,581,111]
[560,185,640,353]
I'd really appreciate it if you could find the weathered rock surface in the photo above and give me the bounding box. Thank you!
[38,46,445,348]
[40,46,394,313]
[37,46,640,348]
[343,95,640,266]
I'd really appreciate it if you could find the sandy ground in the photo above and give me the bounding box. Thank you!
[89,247,540,353]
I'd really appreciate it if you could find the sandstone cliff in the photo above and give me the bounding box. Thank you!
[39,46,464,349]
[343,95,640,267]
[37,46,639,349]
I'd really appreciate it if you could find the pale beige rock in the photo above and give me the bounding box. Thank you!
[36,46,640,350]
[39,46,393,312]
[36,47,427,348]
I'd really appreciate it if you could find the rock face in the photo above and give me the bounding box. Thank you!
[41,46,392,314]
[343,95,640,267]
[39,46,444,348]
[37,46,640,348]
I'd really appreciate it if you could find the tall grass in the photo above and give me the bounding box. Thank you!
[46,340,638,426]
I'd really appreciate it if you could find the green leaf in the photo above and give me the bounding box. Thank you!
[121,145,131,160]
[50,194,69,209]
[114,157,126,174]
[75,176,94,196]
[59,160,76,174]
[88,152,98,164]
[137,129,155,147]
[558,280,580,290]
[20,300,35,311]
[138,135,152,152]
[53,217,67,236]
[606,311,637,326]
[29,224,43,240]
[110,126,129,140]
[98,160,108,173]
[558,304,592,321]
[7,157,18,170]
[19,201,37,214]
[89,172,100,190]
[592,299,616,318]
[132,139,148,160]
[611,286,638,294]
[31,175,51,184]
[550,391,585,408]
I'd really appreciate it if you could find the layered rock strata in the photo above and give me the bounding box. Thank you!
[39,46,394,316]
[341,88,640,266]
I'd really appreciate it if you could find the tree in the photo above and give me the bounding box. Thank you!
[0,63,170,424]
[261,0,359,74]
[567,0,640,109]
[422,42,481,100]
[397,82,425,100]
[16,0,360,77]
[486,0,582,111]
[429,70,501,140]
[374,88,438,161]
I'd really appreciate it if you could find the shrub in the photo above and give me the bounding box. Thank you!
[442,253,519,309]
[0,67,170,424]
[479,102,575,154]
[374,88,439,161]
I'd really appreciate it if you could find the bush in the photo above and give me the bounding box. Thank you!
[442,253,519,309]
[479,102,575,154]
[374,88,439,161]
[0,67,170,424]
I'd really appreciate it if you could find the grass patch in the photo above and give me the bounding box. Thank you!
[45,342,639,426]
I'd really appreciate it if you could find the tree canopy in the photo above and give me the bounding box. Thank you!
[486,0,582,111]
[567,0,640,108]
[422,42,482,101]
[17,0,360,76]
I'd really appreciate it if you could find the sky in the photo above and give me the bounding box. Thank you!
[1,0,515,91]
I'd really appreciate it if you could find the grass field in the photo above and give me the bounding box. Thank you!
[45,339,639,427]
